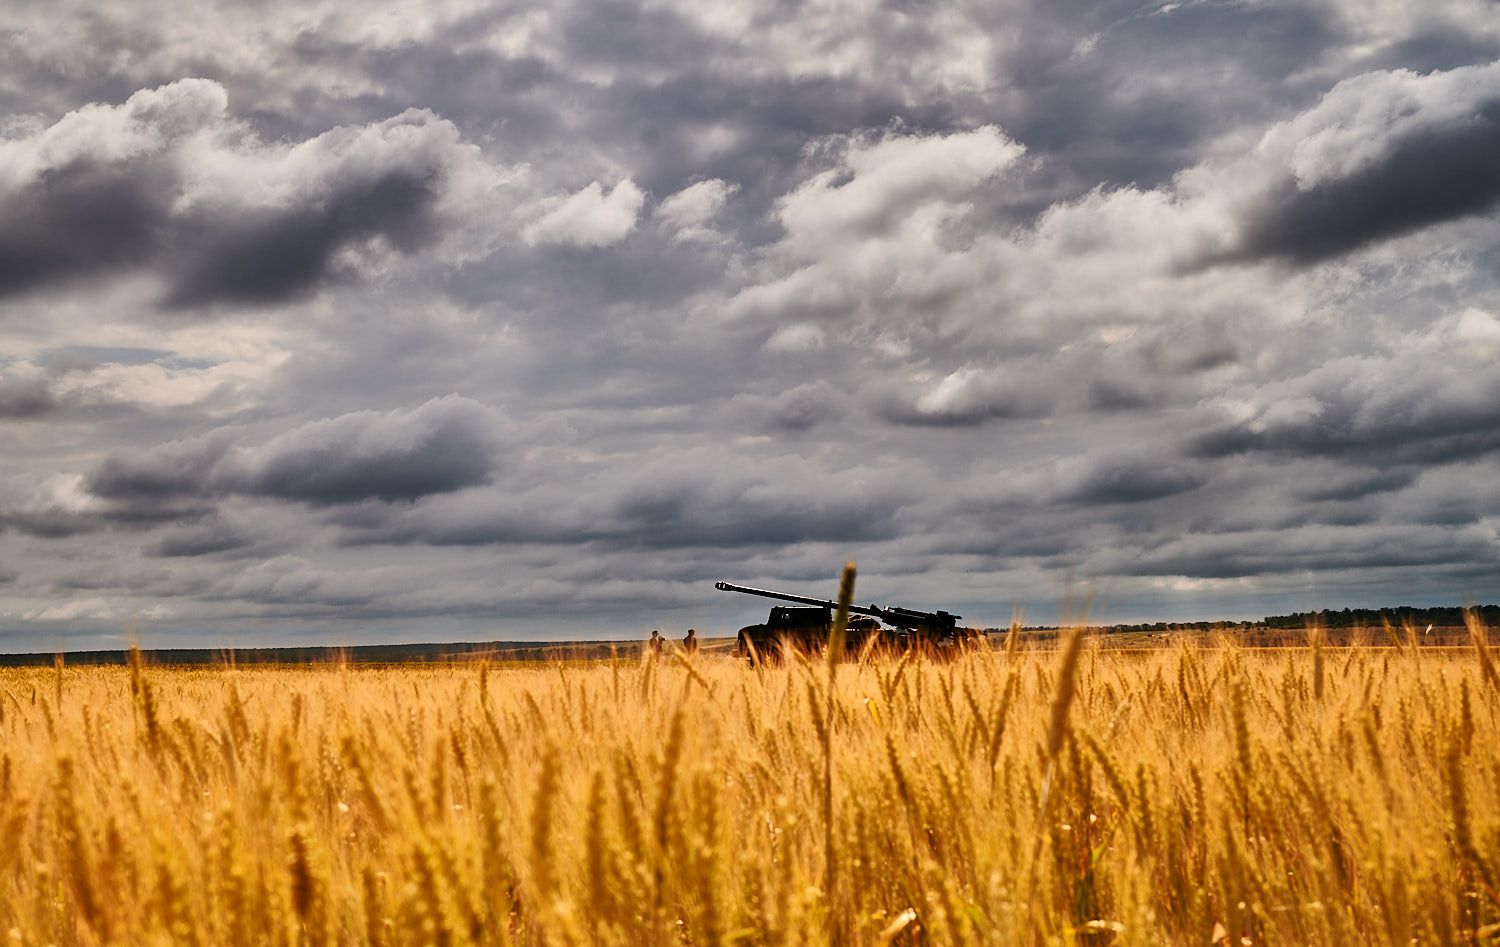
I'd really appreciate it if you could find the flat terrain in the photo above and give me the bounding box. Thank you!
[1,637,1496,945]
[0,625,1480,668]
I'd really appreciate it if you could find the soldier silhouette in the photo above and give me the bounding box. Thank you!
[683,627,699,655]
[648,629,664,659]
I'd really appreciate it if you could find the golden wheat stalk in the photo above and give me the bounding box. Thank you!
[823,561,857,912]
[1465,607,1498,691]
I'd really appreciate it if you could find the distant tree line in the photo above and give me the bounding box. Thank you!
[1010,604,1500,636]
[1080,620,1258,634]
[1259,605,1499,629]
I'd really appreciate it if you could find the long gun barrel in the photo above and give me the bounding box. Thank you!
[714,581,961,637]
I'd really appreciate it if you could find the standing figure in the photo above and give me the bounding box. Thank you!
[648,629,664,660]
[683,627,699,655]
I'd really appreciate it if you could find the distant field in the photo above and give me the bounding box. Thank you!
[1,632,1496,945]
[0,624,1485,667]
[0,639,676,667]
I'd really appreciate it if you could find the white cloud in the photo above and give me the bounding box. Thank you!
[0,78,228,189]
[0,79,522,304]
[655,178,739,241]
[900,365,1052,425]
[775,125,1025,252]
[1453,308,1500,359]
[524,179,646,247]
[736,59,1500,355]
[1270,63,1500,188]
[24,597,117,621]
[763,323,827,353]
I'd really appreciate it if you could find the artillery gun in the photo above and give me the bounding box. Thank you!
[715,580,977,663]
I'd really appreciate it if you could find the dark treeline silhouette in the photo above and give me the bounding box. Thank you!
[1260,604,1499,629]
[1079,620,1256,634]
[1019,604,1498,636]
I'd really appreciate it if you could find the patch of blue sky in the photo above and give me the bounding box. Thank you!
[36,345,218,371]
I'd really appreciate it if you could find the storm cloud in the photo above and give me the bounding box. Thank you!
[0,81,512,307]
[0,157,173,296]
[0,377,58,418]
[1189,326,1500,463]
[1221,62,1500,265]
[82,396,500,509]
[226,396,501,504]
[1,0,1498,648]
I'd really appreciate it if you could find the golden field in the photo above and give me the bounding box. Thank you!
[1,631,1497,946]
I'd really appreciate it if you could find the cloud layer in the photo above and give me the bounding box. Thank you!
[0,0,1497,647]
[0,81,521,308]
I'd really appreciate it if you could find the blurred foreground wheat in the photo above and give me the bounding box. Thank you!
[1,631,1497,945]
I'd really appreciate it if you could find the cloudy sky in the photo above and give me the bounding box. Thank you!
[1,0,1498,649]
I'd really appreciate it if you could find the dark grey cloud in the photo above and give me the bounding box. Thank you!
[71,397,499,529]
[724,382,848,434]
[0,158,172,298]
[0,81,498,311]
[164,168,443,307]
[225,395,499,504]
[258,3,978,255]
[0,377,58,418]
[147,519,255,557]
[1190,364,1500,464]
[337,450,916,551]
[0,501,212,539]
[0,510,99,540]
[1117,525,1500,580]
[992,1,1341,197]
[1374,30,1500,75]
[86,431,236,502]
[1229,101,1500,265]
[1295,466,1420,502]
[1065,458,1206,506]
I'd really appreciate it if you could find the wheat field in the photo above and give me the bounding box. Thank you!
[1,628,1497,946]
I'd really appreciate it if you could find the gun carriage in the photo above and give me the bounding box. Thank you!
[715,580,977,663]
